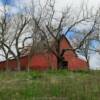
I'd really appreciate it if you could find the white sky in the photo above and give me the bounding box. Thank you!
[41,0,100,11]
[0,0,99,15]
[56,0,100,8]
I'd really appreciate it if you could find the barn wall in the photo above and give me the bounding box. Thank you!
[69,57,87,70]
[60,35,88,70]
[0,56,29,70]
[0,35,87,71]
[0,54,57,70]
[30,53,57,70]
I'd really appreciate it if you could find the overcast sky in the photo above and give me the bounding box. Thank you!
[0,0,100,12]
[55,0,100,9]
[0,0,100,64]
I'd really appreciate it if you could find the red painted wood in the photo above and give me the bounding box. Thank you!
[0,56,29,70]
[60,35,87,70]
[0,35,88,70]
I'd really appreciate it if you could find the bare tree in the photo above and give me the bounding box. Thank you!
[0,1,18,70]
[0,0,99,70]
[27,0,98,69]
[0,2,31,70]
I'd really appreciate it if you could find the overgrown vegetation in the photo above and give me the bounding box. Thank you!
[0,70,100,100]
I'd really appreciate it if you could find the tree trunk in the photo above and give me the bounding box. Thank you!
[5,58,9,71]
[86,58,90,70]
[56,38,61,69]
[57,57,60,69]
[16,56,21,71]
[27,54,31,72]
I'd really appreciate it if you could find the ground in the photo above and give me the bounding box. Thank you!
[0,70,100,100]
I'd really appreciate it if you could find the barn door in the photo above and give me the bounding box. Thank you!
[60,57,68,69]
[62,60,68,69]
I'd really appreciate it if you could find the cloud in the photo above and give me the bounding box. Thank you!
[0,0,29,15]
[14,0,32,8]
[8,6,19,14]
[0,0,16,6]
[0,0,100,15]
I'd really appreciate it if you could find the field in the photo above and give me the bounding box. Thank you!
[0,70,100,100]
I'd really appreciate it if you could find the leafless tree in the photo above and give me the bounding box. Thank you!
[0,1,18,70]
[27,0,98,69]
[0,1,31,70]
[0,0,99,70]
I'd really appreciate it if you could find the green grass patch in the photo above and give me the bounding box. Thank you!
[0,70,100,100]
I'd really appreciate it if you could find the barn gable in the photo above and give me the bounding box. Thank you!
[60,35,77,57]
[59,35,88,70]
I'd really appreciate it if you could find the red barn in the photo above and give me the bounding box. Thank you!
[0,35,88,71]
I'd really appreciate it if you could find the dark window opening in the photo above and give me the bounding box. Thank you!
[60,57,68,69]
[61,61,68,69]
